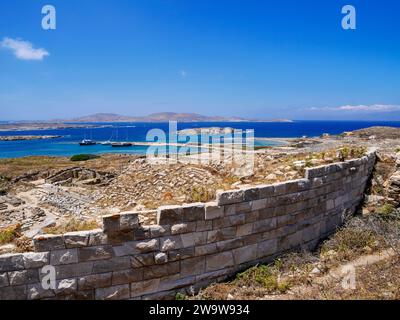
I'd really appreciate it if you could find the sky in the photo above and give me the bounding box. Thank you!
[0,0,400,121]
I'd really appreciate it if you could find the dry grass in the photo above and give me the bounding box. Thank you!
[43,218,99,234]
[0,224,21,245]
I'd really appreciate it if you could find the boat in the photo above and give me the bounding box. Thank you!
[79,139,97,146]
[111,142,133,148]
[100,140,112,145]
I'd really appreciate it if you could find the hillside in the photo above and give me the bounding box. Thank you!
[68,112,293,123]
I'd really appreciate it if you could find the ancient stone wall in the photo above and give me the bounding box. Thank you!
[0,151,376,300]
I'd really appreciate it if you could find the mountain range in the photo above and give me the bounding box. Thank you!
[66,112,292,123]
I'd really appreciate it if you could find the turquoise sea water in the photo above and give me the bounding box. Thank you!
[0,121,399,159]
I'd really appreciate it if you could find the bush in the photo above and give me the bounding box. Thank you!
[0,224,21,245]
[43,218,99,234]
[376,203,395,216]
[70,154,100,162]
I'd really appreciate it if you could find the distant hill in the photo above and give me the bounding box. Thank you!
[68,112,292,123]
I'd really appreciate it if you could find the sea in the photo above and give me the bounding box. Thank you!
[0,120,399,159]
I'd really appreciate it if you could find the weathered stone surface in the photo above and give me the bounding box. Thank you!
[257,239,278,258]
[181,256,205,277]
[181,232,207,247]
[131,253,155,268]
[55,262,94,279]
[0,253,24,272]
[243,187,260,201]
[55,278,77,296]
[205,202,224,220]
[168,247,195,261]
[102,214,121,233]
[253,218,277,233]
[171,223,196,235]
[8,269,39,285]
[64,231,90,248]
[34,234,65,252]
[78,246,113,262]
[0,272,9,287]
[50,249,78,265]
[149,225,170,237]
[157,205,183,225]
[95,284,130,300]
[233,244,257,265]
[119,212,139,230]
[195,243,218,256]
[251,199,268,211]
[131,279,160,297]
[23,252,49,269]
[216,189,245,205]
[88,230,108,246]
[78,272,112,290]
[143,262,180,280]
[160,236,183,252]
[136,239,159,253]
[154,252,168,264]
[196,220,213,232]
[92,257,130,273]
[112,268,143,285]
[27,283,54,300]
[236,223,253,237]
[207,227,236,243]
[182,203,205,222]
[0,285,26,300]
[206,251,234,272]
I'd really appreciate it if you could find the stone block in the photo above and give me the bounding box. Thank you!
[55,262,94,279]
[131,253,155,268]
[251,199,268,211]
[181,232,207,247]
[55,278,77,296]
[27,283,54,300]
[50,249,78,265]
[149,225,170,237]
[92,257,130,273]
[195,243,218,256]
[102,214,121,233]
[160,235,183,252]
[196,220,213,232]
[95,284,130,300]
[258,184,275,198]
[171,222,196,235]
[64,231,90,248]
[233,244,257,265]
[87,229,108,246]
[131,279,160,297]
[216,238,243,251]
[206,251,234,272]
[119,212,139,230]
[23,252,49,269]
[0,272,9,287]
[243,187,260,201]
[205,202,224,220]
[253,218,277,233]
[0,253,25,272]
[154,252,168,264]
[216,189,245,205]
[112,268,143,285]
[78,245,113,262]
[180,256,206,277]
[78,272,112,290]
[236,222,254,237]
[33,234,65,252]
[143,262,180,280]
[8,269,39,285]
[182,203,205,222]
[257,239,278,258]
[168,247,195,262]
[207,227,236,243]
[157,205,183,225]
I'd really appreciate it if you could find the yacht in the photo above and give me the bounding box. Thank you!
[79,139,97,146]
[111,142,133,148]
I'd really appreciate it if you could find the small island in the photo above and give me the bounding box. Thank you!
[0,135,62,141]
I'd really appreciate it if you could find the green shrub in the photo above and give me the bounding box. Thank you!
[70,154,100,162]
[377,203,395,216]
[175,293,187,300]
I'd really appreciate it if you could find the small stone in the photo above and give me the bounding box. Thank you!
[154,252,168,264]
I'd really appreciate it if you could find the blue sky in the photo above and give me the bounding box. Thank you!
[0,0,400,121]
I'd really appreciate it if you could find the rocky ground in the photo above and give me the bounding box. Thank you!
[0,126,400,256]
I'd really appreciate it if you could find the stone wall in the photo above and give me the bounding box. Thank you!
[0,151,376,300]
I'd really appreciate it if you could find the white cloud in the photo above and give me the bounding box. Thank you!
[308,104,400,113]
[179,70,188,78]
[1,37,49,61]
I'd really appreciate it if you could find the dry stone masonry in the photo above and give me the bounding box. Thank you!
[0,151,376,300]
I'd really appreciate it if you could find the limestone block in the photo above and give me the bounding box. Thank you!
[33,235,65,252]
[78,246,113,262]
[157,205,183,225]
[0,253,25,272]
[205,202,224,220]
[50,249,78,265]
[8,269,39,285]
[233,244,257,265]
[64,231,90,248]
[112,268,143,285]
[206,251,234,272]
[95,284,130,300]
[78,272,112,290]
[23,252,49,269]
[216,189,245,206]
[180,256,206,277]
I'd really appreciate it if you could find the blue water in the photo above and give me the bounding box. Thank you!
[0,121,399,159]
